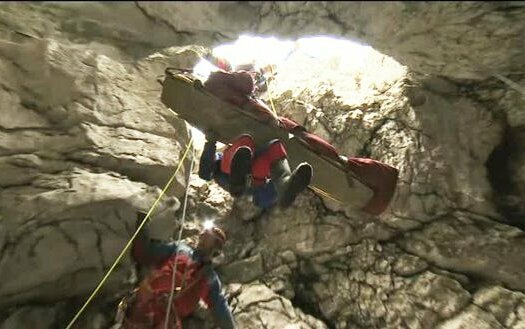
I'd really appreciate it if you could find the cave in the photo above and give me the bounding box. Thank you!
[0,2,524,329]
[486,126,525,230]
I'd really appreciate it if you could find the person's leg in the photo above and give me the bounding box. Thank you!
[253,140,313,208]
[220,135,255,196]
[251,182,278,209]
[229,147,252,197]
[270,159,313,208]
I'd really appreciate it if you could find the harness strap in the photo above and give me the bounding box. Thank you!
[139,264,208,302]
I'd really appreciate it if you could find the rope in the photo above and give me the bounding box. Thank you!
[474,63,525,98]
[264,66,278,116]
[163,143,195,329]
[309,185,342,203]
[64,136,194,329]
[493,73,525,98]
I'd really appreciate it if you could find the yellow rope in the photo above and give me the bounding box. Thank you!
[166,107,180,117]
[64,136,194,329]
[309,185,342,204]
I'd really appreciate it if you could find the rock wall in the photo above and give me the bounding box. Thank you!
[209,44,525,328]
[0,2,524,329]
[0,37,198,307]
[1,2,524,79]
[137,1,525,80]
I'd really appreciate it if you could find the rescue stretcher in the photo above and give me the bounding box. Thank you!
[160,69,397,214]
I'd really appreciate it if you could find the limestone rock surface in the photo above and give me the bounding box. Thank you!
[1,2,525,329]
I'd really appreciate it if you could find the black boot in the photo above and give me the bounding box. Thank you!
[270,159,313,208]
[229,146,253,197]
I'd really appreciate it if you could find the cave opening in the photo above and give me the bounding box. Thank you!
[485,126,525,230]
[290,259,337,329]
[187,33,405,153]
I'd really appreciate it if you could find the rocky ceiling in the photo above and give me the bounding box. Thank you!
[0,2,524,329]
[2,2,525,80]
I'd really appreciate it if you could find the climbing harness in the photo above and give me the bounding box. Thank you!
[64,135,194,329]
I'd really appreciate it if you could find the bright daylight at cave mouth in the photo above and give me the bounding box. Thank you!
[189,34,403,150]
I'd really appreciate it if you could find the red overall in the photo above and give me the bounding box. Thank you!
[220,134,287,187]
[123,254,210,329]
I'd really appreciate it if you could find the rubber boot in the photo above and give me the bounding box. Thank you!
[270,158,313,208]
[229,146,253,197]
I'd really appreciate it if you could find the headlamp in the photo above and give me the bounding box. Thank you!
[203,219,215,230]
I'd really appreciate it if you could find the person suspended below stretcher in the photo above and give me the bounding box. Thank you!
[198,55,399,215]
[118,214,236,329]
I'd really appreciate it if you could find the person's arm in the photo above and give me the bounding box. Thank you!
[199,139,218,181]
[203,272,236,329]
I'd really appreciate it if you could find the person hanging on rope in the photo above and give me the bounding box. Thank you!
[198,133,313,210]
[120,214,236,329]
